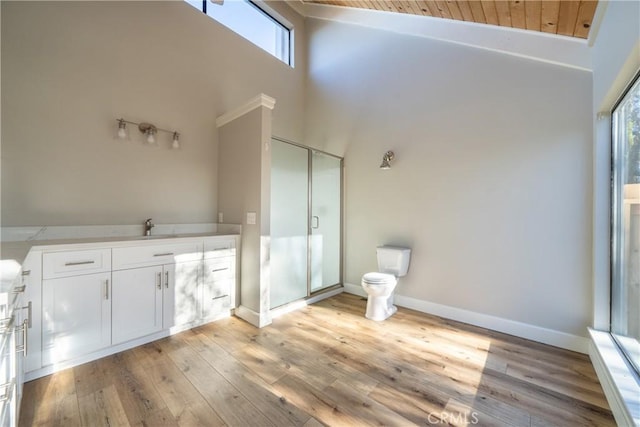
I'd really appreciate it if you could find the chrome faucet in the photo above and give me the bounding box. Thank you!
[144,218,155,236]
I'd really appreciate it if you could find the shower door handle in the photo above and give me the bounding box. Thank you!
[311,216,320,229]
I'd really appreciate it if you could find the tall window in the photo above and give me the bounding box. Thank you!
[611,73,640,374]
[186,0,292,66]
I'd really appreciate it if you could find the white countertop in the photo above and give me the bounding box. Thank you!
[0,232,240,292]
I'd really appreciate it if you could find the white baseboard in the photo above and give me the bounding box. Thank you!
[344,283,589,354]
[236,305,272,328]
[270,286,344,320]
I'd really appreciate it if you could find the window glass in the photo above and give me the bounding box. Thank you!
[186,0,291,66]
[611,74,640,374]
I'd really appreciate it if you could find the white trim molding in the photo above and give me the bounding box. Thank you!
[344,283,589,353]
[236,304,272,328]
[216,93,276,128]
[589,329,640,426]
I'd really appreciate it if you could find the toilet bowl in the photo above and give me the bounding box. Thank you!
[361,246,411,321]
[362,272,398,321]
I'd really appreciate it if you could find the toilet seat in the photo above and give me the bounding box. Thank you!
[362,272,396,285]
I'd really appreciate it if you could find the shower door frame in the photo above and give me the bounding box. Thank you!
[271,136,344,303]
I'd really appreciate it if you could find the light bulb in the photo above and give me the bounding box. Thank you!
[146,131,156,144]
[115,119,129,140]
[172,132,180,149]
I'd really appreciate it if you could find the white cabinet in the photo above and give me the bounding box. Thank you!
[112,266,163,345]
[0,261,28,427]
[202,256,234,320]
[111,244,203,344]
[170,260,201,328]
[42,249,111,280]
[42,272,111,366]
[201,239,236,321]
[23,234,238,381]
[41,248,112,367]
[21,251,41,375]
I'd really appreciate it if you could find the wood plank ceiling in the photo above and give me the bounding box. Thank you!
[303,0,599,39]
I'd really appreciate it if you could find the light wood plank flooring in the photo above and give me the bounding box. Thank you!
[20,293,615,426]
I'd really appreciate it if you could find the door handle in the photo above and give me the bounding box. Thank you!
[157,272,162,290]
[165,271,169,288]
[312,216,320,229]
[105,279,109,300]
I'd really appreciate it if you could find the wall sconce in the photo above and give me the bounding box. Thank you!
[380,151,394,169]
[115,118,181,149]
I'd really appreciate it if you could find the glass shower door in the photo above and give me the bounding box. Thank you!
[310,151,342,291]
[270,140,309,308]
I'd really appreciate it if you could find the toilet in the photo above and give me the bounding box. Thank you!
[361,246,411,321]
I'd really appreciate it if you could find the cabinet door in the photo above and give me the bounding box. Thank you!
[22,251,42,374]
[42,272,111,366]
[112,266,162,345]
[165,261,200,329]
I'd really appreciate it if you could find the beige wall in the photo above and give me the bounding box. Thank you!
[305,19,594,338]
[1,1,305,226]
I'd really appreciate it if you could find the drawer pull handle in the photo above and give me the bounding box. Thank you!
[65,260,95,266]
[21,301,32,328]
[21,270,31,276]
[154,253,174,257]
[11,285,26,294]
[211,295,228,300]
[211,248,230,252]
[212,268,228,273]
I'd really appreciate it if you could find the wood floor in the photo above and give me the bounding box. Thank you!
[20,293,615,426]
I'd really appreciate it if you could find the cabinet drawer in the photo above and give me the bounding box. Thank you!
[201,294,231,320]
[112,243,202,270]
[203,257,235,281]
[204,238,236,259]
[43,249,111,279]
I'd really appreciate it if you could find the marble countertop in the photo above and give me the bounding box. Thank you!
[0,231,240,292]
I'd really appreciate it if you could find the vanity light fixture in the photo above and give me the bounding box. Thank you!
[172,132,180,149]
[380,150,395,169]
[115,118,181,149]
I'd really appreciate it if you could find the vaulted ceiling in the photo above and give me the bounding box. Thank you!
[303,0,598,39]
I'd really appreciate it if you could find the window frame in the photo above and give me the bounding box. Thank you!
[610,69,640,376]
[192,0,293,67]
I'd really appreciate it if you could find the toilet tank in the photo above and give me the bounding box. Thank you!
[376,246,411,277]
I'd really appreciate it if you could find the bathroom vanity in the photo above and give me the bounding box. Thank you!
[0,233,239,390]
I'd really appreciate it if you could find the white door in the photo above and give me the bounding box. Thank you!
[112,266,162,345]
[42,272,111,365]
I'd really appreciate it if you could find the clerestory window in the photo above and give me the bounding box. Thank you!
[186,0,292,66]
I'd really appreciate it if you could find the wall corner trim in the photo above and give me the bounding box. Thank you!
[235,304,273,328]
[216,93,277,128]
[343,283,590,354]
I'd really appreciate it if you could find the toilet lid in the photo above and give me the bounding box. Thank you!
[363,272,396,285]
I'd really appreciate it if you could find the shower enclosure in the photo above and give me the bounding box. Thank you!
[270,137,343,309]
